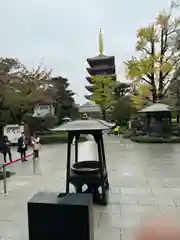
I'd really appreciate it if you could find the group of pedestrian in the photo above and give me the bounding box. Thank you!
[0,132,41,163]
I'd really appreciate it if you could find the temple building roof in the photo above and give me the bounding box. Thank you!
[84,95,93,100]
[79,103,100,113]
[86,65,115,76]
[86,74,116,84]
[87,55,115,68]
[85,29,116,101]
[139,103,173,113]
[86,76,93,84]
[85,85,93,92]
[86,29,115,68]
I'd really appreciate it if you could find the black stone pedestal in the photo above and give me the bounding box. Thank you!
[27,192,93,240]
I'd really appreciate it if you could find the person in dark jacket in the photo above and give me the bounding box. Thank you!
[17,132,28,162]
[0,136,12,163]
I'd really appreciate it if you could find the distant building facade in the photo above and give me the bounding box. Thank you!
[32,94,55,118]
[78,102,113,120]
[78,102,101,119]
[33,104,55,118]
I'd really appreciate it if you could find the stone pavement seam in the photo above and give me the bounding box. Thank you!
[0,138,180,239]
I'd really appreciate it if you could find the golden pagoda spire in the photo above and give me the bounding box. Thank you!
[99,28,104,55]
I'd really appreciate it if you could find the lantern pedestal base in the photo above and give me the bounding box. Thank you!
[27,192,93,240]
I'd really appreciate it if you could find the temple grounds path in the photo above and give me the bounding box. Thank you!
[0,136,180,239]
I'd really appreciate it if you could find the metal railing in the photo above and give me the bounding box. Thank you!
[0,152,37,195]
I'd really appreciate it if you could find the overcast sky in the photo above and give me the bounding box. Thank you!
[0,0,172,103]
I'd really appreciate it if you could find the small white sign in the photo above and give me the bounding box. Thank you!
[3,124,24,144]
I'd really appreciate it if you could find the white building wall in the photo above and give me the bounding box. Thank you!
[33,104,55,117]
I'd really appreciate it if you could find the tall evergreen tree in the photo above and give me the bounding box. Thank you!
[49,76,78,122]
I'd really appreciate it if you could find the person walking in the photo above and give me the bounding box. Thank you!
[17,132,28,162]
[31,136,41,160]
[113,124,120,136]
[0,136,12,163]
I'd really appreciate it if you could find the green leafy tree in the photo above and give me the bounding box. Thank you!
[0,58,52,137]
[114,82,132,99]
[49,76,78,122]
[112,96,136,126]
[0,58,22,125]
[125,1,180,108]
[23,113,58,135]
[0,58,78,136]
[6,64,52,123]
[112,82,135,124]
[166,66,180,122]
[91,75,115,120]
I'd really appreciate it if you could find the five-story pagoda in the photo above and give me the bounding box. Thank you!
[85,29,116,100]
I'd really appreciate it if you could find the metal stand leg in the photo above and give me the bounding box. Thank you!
[32,154,36,174]
[100,136,109,190]
[101,183,107,205]
[75,184,82,193]
[3,164,7,195]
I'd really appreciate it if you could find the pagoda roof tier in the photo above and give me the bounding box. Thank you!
[84,95,93,100]
[86,65,115,76]
[87,55,115,68]
[86,74,116,84]
[85,85,93,92]
[86,77,93,84]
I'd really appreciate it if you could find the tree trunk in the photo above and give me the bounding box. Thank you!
[101,109,106,120]
[177,112,180,123]
[159,29,164,96]
[150,39,157,102]
[0,125,3,138]
[152,88,157,102]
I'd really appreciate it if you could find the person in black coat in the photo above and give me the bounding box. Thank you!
[17,132,28,162]
[0,135,12,163]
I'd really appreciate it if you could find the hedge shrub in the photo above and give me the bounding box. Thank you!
[122,129,134,139]
[40,133,87,144]
[119,127,127,134]
[131,135,180,143]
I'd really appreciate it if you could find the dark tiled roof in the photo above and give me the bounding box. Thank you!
[139,103,173,113]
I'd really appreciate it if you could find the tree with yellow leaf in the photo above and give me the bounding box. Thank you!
[131,83,151,110]
[125,1,180,108]
[91,75,115,120]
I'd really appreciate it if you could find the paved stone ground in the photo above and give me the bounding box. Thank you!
[0,136,180,239]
